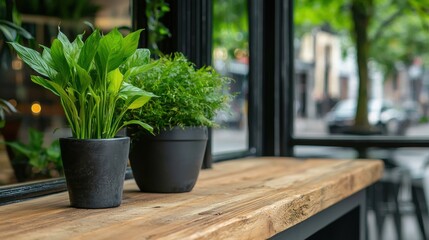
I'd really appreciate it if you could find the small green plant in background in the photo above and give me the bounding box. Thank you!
[5,128,62,179]
[9,28,156,139]
[125,53,232,134]
[0,20,33,43]
[0,99,17,128]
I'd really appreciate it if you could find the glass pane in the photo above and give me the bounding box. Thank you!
[294,146,357,159]
[0,0,131,186]
[294,0,429,138]
[212,0,249,154]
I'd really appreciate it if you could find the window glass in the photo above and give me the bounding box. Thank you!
[212,0,249,154]
[0,0,131,186]
[294,0,429,138]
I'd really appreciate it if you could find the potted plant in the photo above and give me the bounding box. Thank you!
[125,53,231,193]
[9,28,155,208]
[4,128,63,182]
[0,19,33,167]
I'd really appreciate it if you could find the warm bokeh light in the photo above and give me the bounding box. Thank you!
[31,102,42,115]
[12,58,23,70]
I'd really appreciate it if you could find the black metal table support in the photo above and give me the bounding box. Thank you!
[271,189,367,240]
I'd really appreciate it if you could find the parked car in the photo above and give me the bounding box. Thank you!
[326,99,408,135]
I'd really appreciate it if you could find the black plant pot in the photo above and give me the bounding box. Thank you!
[129,127,208,193]
[59,137,129,209]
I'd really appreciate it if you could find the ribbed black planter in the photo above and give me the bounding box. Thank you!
[129,127,208,193]
[59,137,129,209]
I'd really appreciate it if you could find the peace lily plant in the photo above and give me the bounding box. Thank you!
[9,28,154,139]
[9,28,155,209]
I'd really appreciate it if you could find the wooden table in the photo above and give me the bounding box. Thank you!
[0,157,383,240]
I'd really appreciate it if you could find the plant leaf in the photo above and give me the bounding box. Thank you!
[40,46,56,70]
[127,94,154,109]
[70,33,84,60]
[119,82,157,98]
[122,29,143,59]
[31,76,60,96]
[28,128,43,149]
[74,64,91,93]
[0,20,33,39]
[9,42,57,79]
[78,30,101,70]
[50,39,69,86]
[47,140,61,159]
[97,28,124,74]
[120,48,151,74]
[0,99,16,114]
[107,68,123,95]
[0,24,16,41]
[119,82,156,109]
[123,61,157,81]
[57,29,72,56]
[121,120,153,133]
[84,21,95,31]
[5,142,32,157]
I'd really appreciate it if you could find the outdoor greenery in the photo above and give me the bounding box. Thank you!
[145,0,171,56]
[10,28,155,139]
[295,0,429,132]
[125,53,232,134]
[212,0,248,59]
[5,128,62,179]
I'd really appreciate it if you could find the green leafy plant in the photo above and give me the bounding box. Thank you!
[0,20,31,128]
[5,128,62,179]
[0,5,35,69]
[0,20,33,43]
[0,99,17,128]
[9,28,155,139]
[125,52,232,134]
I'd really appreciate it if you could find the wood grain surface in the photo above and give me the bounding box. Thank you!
[0,157,383,240]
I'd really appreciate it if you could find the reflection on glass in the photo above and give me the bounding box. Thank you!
[294,0,429,138]
[212,0,249,154]
[294,146,356,159]
[0,0,131,186]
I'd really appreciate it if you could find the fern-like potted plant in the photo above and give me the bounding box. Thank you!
[10,28,155,208]
[125,53,231,193]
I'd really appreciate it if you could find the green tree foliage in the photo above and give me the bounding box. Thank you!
[212,0,248,59]
[371,11,429,75]
[145,0,171,56]
[295,0,429,132]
